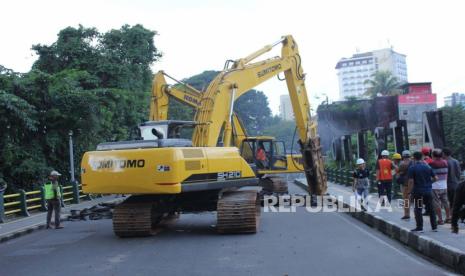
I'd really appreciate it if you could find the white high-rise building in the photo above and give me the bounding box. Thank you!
[279,95,293,121]
[335,48,408,100]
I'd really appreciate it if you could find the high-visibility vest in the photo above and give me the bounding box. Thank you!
[44,182,61,200]
[256,148,266,161]
[377,159,393,181]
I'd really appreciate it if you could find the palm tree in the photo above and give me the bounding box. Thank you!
[364,71,401,98]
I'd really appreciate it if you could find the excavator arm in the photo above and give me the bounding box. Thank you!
[193,35,326,195]
[193,36,314,147]
[149,71,203,121]
[150,70,250,149]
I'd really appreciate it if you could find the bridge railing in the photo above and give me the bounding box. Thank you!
[0,182,90,223]
[325,167,402,198]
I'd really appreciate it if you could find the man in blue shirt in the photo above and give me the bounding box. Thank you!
[408,151,438,233]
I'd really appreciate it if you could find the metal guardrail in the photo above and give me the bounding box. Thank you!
[0,182,92,223]
[325,167,402,198]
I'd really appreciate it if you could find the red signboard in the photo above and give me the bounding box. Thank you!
[408,84,432,94]
[399,93,437,105]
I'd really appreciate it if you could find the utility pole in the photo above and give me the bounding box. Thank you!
[68,130,75,183]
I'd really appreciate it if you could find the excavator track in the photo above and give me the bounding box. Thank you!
[217,190,260,234]
[261,176,288,194]
[113,202,155,237]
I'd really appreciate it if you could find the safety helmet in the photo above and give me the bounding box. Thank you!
[392,153,402,160]
[402,150,411,157]
[50,170,62,176]
[381,150,389,156]
[421,146,431,155]
[356,158,365,165]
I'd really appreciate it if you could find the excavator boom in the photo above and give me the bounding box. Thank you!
[149,70,305,177]
[192,35,326,194]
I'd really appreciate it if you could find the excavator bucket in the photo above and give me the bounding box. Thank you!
[301,136,327,196]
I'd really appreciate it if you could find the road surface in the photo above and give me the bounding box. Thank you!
[0,183,454,276]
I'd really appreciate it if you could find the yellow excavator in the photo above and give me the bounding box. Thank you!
[150,70,304,193]
[81,35,327,237]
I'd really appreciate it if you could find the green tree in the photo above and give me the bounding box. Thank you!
[184,70,219,92]
[441,105,465,162]
[165,71,218,120]
[364,71,401,98]
[32,25,100,74]
[0,89,41,191]
[33,24,161,92]
[262,118,298,153]
[98,24,161,91]
[180,71,273,135]
[234,91,272,135]
[0,24,161,190]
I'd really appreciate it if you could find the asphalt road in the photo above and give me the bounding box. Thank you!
[0,183,454,276]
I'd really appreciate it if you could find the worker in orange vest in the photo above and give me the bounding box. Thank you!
[376,150,394,205]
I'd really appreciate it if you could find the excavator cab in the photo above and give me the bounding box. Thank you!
[239,137,288,172]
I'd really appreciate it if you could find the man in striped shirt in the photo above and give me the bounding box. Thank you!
[430,149,451,224]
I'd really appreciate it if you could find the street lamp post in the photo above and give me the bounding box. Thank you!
[68,130,75,183]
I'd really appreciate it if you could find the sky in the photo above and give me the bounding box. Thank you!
[1,0,464,114]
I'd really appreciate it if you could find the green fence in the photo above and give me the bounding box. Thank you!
[0,182,91,223]
[325,167,402,198]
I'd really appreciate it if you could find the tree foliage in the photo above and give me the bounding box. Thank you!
[441,105,465,162]
[0,24,160,191]
[166,71,219,121]
[184,70,218,92]
[262,118,298,153]
[172,70,273,135]
[364,71,401,98]
[234,91,272,135]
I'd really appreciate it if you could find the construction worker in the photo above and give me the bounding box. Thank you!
[44,170,64,229]
[256,143,267,169]
[398,150,413,220]
[392,152,402,185]
[352,158,370,209]
[392,152,403,207]
[393,153,402,164]
[422,146,433,165]
[420,147,433,216]
[430,149,451,225]
[451,180,465,234]
[376,150,393,205]
[408,151,438,233]
[443,148,461,210]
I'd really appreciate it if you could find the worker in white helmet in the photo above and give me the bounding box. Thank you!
[353,158,370,209]
[376,150,394,206]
